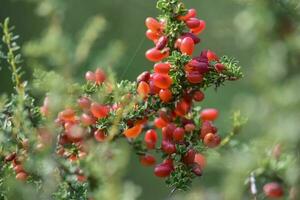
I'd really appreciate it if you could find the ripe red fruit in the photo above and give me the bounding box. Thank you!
[85,71,96,82]
[193,90,205,102]
[137,71,151,83]
[186,18,200,29]
[144,129,158,149]
[146,29,160,42]
[180,33,200,44]
[178,8,197,21]
[215,63,225,72]
[16,172,28,181]
[185,123,195,132]
[183,149,196,165]
[200,108,219,121]
[185,59,209,74]
[161,140,176,154]
[94,129,106,142]
[14,165,24,173]
[159,89,173,103]
[137,81,150,98]
[140,154,156,166]
[145,48,168,62]
[77,97,91,110]
[154,163,173,178]
[207,50,219,61]
[154,62,171,74]
[123,124,143,139]
[95,68,106,84]
[4,152,16,162]
[162,123,176,140]
[200,121,217,139]
[203,133,221,148]
[263,182,284,198]
[192,164,202,176]
[180,37,194,56]
[191,20,206,35]
[174,99,191,117]
[194,153,206,169]
[156,36,168,50]
[152,73,172,89]
[59,108,76,122]
[186,72,203,84]
[90,103,110,119]
[145,17,162,33]
[154,117,168,128]
[173,127,185,142]
[81,113,96,126]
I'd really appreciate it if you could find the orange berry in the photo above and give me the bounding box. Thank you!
[124,124,143,139]
[137,81,150,98]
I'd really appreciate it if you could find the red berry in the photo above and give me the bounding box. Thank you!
[156,36,168,50]
[81,113,96,126]
[200,121,217,139]
[145,17,162,33]
[186,18,200,29]
[137,81,150,98]
[263,182,284,198]
[77,97,91,110]
[203,133,221,148]
[14,165,24,173]
[90,103,110,119]
[4,152,16,162]
[144,129,158,149]
[137,71,151,83]
[215,63,225,72]
[16,172,28,181]
[123,124,143,139]
[159,89,173,103]
[184,123,195,132]
[161,140,176,154]
[180,37,194,55]
[145,48,168,62]
[178,8,197,21]
[162,123,176,140]
[174,100,191,117]
[85,71,96,82]
[207,50,219,61]
[183,149,196,165]
[154,117,168,128]
[59,108,76,122]
[95,68,106,84]
[173,127,185,142]
[191,20,206,35]
[153,73,172,89]
[140,154,156,166]
[194,153,206,169]
[154,62,171,74]
[186,72,203,84]
[186,60,209,74]
[94,129,106,142]
[180,33,200,44]
[146,29,160,42]
[200,108,219,121]
[154,163,173,178]
[193,90,205,102]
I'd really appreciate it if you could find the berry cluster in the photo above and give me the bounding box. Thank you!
[1,0,242,192]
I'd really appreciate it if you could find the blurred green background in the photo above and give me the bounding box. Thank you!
[1,0,299,199]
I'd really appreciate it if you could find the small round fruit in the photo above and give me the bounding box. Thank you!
[154,163,173,178]
[94,129,106,142]
[200,108,219,121]
[144,129,158,149]
[173,127,185,142]
[159,89,172,103]
[140,154,156,166]
[263,182,284,198]
[153,73,172,89]
[180,37,194,56]
[137,81,150,98]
